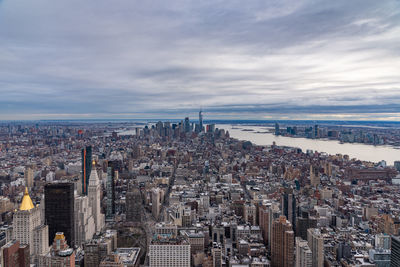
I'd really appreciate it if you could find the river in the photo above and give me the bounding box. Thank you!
[217,124,400,165]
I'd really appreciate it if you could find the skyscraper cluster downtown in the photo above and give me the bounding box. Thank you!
[1,112,399,267]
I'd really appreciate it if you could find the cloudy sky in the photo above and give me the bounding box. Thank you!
[0,0,400,120]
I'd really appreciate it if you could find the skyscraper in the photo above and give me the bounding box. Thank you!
[81,146,92,195]
[295,237,312,267]
[126,187,142,223]
[13,187,45,256]
[2,240,30,267]
[199,110,203,132]
[310,165,320,187]
[281,188,296,232]
[45,183,75,247]
[271,216,294,267]
[152,188,161,220]
[275,123,280,136]
[391,236,400,266]
[184,117,191,133]
[25,167,34,189]
[106,161,121,220]
[88,161,105,233]
[307,228,324,267]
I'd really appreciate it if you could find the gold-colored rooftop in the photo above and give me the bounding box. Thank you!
[19,187,35,211]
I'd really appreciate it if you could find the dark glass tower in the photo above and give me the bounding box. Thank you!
[44,183,75,247]
[81,146,92,195]
[392,236,400,266]
[281,188,296,232]
[106,160,122,219]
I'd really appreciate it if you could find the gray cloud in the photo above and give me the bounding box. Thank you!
[0,0,399,120]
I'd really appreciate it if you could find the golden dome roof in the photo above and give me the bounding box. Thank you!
[19,187,35,211]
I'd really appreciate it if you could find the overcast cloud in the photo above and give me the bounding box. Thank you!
[0,0,399,120]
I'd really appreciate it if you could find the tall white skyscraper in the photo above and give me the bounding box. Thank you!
[75,194,95,246]
[13,188,49,259]
[88,161,105,233]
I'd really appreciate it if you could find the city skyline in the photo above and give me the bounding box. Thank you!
[1,0,400,120]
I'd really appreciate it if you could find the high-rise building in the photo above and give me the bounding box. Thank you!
[313,125,319,138]
[74,194,95,247]
[33,224,49,263]
[45,183,75,247]
[212,244,222,267]
[25,167,34,188]
[126,187,142,222]
[149,238,190,267]
[307,228,324,267]
[281,188,296,231]
[310,165,320,187]
[296,210,317,240]
[152,188,161,220]
[375,233,391,249]
[199,110,203,132]
[391,236,400,266]
[81,146,92,195]
[106,161,122,220]
[13,188,45,256]
[88,161,105,233]
[275,123,280,136]
[395,161,400,172]
[39,232,75,267]
[184,117,191,133]
[295,237,312,267]
[2,240,30,267]
[271,216,294,267]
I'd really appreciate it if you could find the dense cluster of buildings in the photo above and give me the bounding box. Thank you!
[274,122,400,147]
[0,115,399,266]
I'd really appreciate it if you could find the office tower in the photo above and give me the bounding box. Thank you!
[33,224,49,263]
[307,228,324,267]
[259,203,281,254]
[88,162,105,233]
[45,183,75,247]
[199,110,203,132]
[244,203,256,225]
[313,125,319,138]
[310,165,320,187]
[296,237,312,267]
[106,160,122,220]
[275,123,280,135]
[149,238,190,267]
[25,167,34,188]
[375,233,391,249]
[152,188,161,220]
[41,232,75,267]
[84,233,116,267]
[395,161,400,172]
[81,146,92,195]
[183,117,190,133]
[2,240,30,267]
[281,188,296,231]
[212,244,222,267]
[391,236,400,266]
[271,216,294,267]
[296,209,317,240]
[13,188,42,256]
[74,194,95,247]
[369,249,391,266]
[126,187,142,222]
